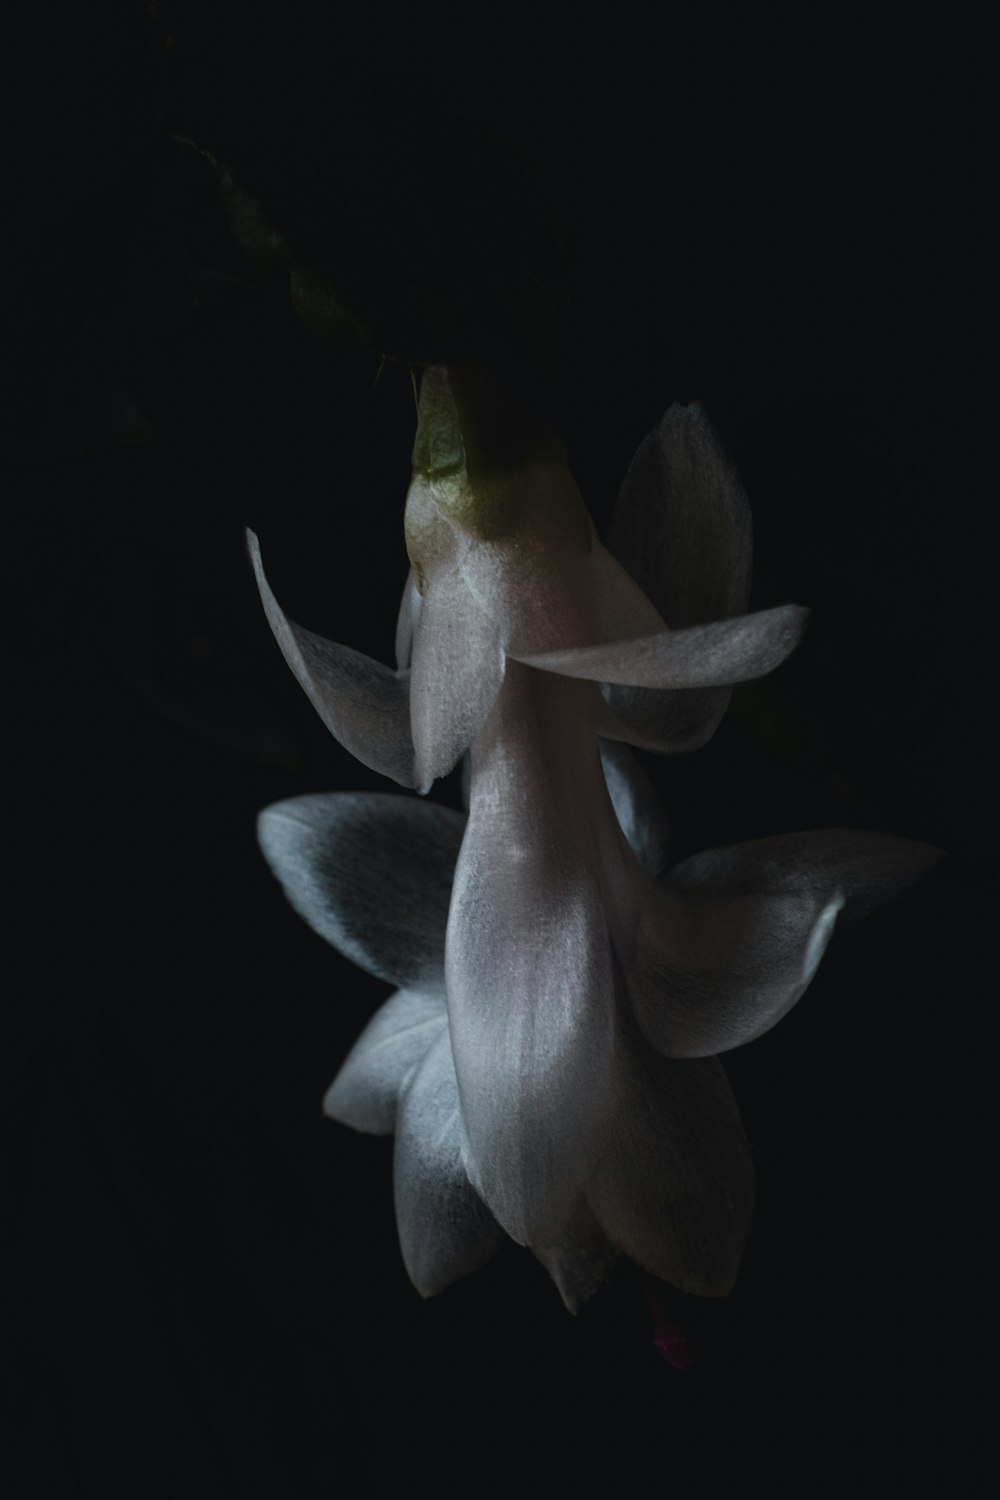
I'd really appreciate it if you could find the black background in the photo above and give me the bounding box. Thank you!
[6,6,990,1493]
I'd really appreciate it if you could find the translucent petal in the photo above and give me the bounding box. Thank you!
[248,532,416,788]
[257,793,465,988]
[512,604,808,689]
[409,564,506,789]
[599,740,669,875]
[586,1046,754,1297]
[322,989,447,1134]
[600,402,757,752]
[394,1028,506,1298]
[608,401,753,627]
[629,884,844,1057]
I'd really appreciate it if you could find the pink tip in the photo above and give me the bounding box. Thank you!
[652,1323,694,1371]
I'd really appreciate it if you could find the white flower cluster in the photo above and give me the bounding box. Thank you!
[251,364,938,1310]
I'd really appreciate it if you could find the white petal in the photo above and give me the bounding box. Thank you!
[323,989,447,1134]
[596,402,756,753]
[630,828,944,1058]
[446,666,627,1245]
[667,828,945,924]
[460,527,666,657]
[586,1047,754,1297]
[248,531,416,788]
[257,793,465,988]
[533,1199,620,1313]
[394,569,422,672]
[512,604,808,689]
[409,564,506,788]
[394,1028,506,1298]
[599,740,669,875]
[630,884,844,1057]
[607,401,753,628]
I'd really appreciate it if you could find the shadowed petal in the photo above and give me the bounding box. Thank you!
[630,828,945,1057]
[602,682,736,755]
[513,604,808,689]
[599,740,669,875]
[257,793,466,988]
[460,528,666,657]
[248,532,417,788]
[394,1029,506,1298]
[630,884,844,1057]
[409,565,506,788]
[323,989,447,1134]
[586,1047,754,1297]
[608,401,753,626]
[668,828,945,924]
[533,1199,620,1313]
[394,569,422,672]
[601,403,755,753]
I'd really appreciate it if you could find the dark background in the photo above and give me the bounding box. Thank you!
[6,5,989,1492]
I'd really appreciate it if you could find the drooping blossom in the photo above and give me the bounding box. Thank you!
[250,364,939,1308]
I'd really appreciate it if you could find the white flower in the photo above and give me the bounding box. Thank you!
[250,365,940,1308]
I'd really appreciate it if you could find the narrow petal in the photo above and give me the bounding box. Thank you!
[409,564,506,788]
[667,828,945,925]
[257,793,465,988]
[248,531,417,789]
[533,1199,620,1313]
[599,740,669,875]
[629,883,844,1057]
[323,989,447,1134]
[586,1045,754,1297]
[512,604,808,689]
[394,1029,506,1298]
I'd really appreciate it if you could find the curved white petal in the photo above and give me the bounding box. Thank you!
[248,532,417,788]
[459,527,666,658]
[601,682,736,755]
[257,793,465,989]
[598,402,757,753]
[322,988,447,1134]
[586,1046,754,1297]
[667,828,945,924]
[409,565,506,789]
[447,666,628,1246]
[512,604,808,689]
[394,569,422,672]
[608,401,753,627]
[629,828,944,1058]
[629,884,844,1057]
[599,740,669,875]
[394,1028,506,1298]
[533,1199,620,1313]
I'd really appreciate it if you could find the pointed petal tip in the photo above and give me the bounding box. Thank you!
[802,889,845,983]
[513,602,809,692]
